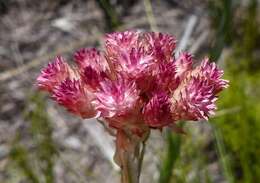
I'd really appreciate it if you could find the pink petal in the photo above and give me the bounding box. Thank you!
[81,66,108,90]
[95,75,140,118]
[114,47,154,79]
[105,31,154,80]
[171,76,218,121]
[37,56,71,92]
[142,32,176,62]
[195,59,229,93]
[153,62,179,93]
[52,79,97,118]
[143,92,172,127]
[105,30,139,55]
[74,48,109,72]
[174,52,193,79]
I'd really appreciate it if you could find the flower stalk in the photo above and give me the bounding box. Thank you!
[114,130,148,183]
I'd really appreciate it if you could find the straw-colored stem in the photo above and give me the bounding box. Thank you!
[120,142,146,183]
[115,130,148,183]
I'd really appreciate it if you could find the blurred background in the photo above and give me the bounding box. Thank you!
[0,0,260,182]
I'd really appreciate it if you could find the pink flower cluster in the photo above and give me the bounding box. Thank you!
[37,30,228,135]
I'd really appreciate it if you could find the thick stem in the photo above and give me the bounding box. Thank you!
[120,150,139,183]
[114,130,148,183]
[121,142,146,183]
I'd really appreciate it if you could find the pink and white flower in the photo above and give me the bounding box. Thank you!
[52,79,97,118]
[192,59,229,93]
[142,32,176,62]
[143,92,172,127]
[174,52,193,79]
[171,76,218,121]
[36,56,72,92]
[74,48,109,72]
[95,75,140,118]
[37,30,228,134]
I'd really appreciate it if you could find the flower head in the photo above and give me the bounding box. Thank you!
[143,32,176,62]
[192,59,229,94]
[74,48,109,72]
[36,31,229,182]
[114,47,154,78]
[153,62,179,93]
[143,92,172,127]
[171,76,218,121]
[52,79,97,118]
[36,56,71,92]
[37,30,228,135]
[174,52,193,79]
[105,30,139,55]
[81,66,108,90]
[95,75,140,118]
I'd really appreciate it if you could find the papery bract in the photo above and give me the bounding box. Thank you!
[171,76,218,121]
[37,56,71,92]
[52,78,97,118]
[143,32,176,62]
[192,59,229,93]
[153,62,179,93]
[115,47,153,78]
[95,75,140,118]
[143,92,172,127]
[74,48,109,72]
[105,30,139,55]
[174,52,193,79]
[81,66,108,90]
